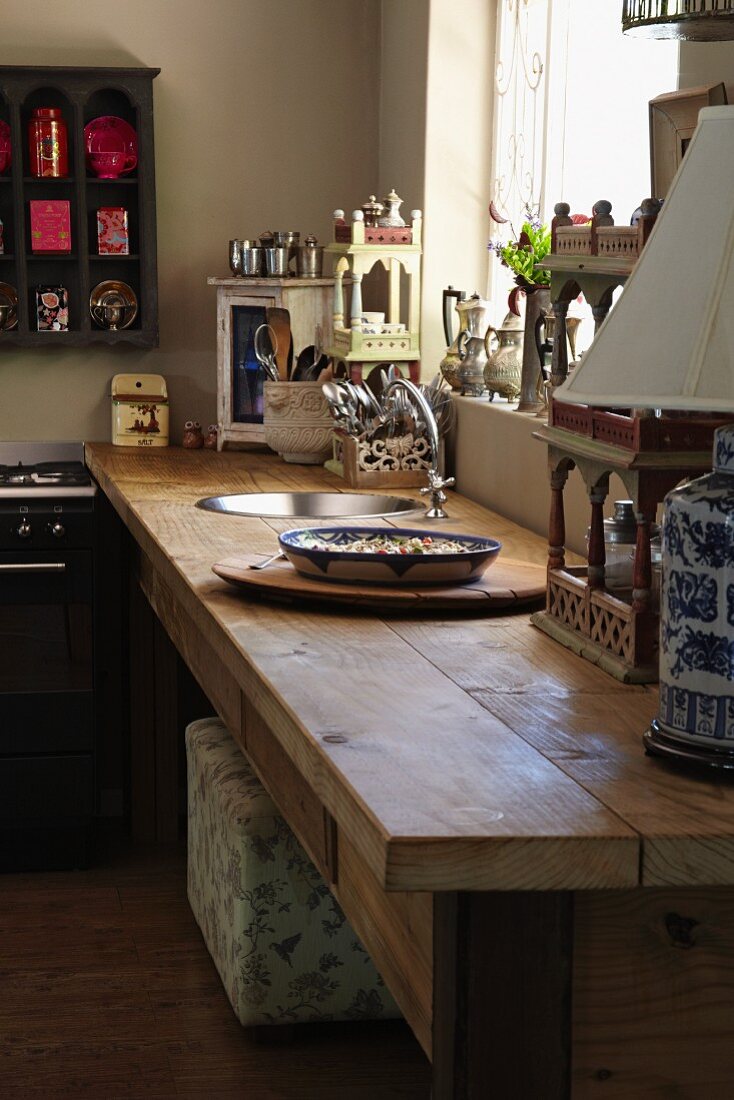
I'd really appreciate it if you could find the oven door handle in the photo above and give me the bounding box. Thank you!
[0,562,66,573]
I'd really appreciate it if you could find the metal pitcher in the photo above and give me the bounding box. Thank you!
[455,294,493,397]
[483,311,524,402]
[439,286,466,391]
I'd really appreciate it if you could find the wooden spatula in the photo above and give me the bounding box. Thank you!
[265,307,292,380]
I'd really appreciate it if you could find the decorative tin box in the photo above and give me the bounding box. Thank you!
[97,207,129,255]
[111,373,169,447]
[36,286,69,332]
[30,199,71,253]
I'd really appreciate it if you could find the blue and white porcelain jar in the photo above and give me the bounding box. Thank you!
[657,425,734,751]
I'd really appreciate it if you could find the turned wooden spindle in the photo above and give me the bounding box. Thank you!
[350,272,363,332]
[550,299,570,389]
[591,300,613,334]
[632,509,653,613]
[333,275,344,333]
[637,197,662,248]
[548,468,568,572]
[551,202,572,253]
[590,200,613,256]
[587,486,607,589]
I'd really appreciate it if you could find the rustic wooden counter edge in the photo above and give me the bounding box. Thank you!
[86,444,734,1096]
[86,444,644,888]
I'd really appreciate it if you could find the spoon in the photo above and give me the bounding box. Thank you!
[249,550,286,570]
[254,324,280,382]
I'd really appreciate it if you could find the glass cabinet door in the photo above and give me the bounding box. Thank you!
[232,304,267,424]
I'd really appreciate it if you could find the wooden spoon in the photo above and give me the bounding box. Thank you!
[265,307,292,380]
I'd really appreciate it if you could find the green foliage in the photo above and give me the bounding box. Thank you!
[499,221,551,286]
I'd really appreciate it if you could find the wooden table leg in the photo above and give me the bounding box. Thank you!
[129,573,210,842]
[432,891,573,1098]
[128,570,157,841]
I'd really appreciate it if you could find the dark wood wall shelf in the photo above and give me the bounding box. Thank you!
[0,66,159,348]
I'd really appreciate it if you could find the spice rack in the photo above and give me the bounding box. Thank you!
[0,66,159,347]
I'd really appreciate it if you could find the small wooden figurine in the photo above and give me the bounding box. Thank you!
[182,420,204,448]
[203,424,218,449]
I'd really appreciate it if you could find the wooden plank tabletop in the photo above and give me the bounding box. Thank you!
[86,444,734,890]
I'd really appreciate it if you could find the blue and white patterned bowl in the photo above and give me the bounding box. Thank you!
[278,527,502,586]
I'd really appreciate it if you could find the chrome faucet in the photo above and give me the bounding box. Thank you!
[382,377,455,519]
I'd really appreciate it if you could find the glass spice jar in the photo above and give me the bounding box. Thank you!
[28,108,68,178]
[586,499,661,599]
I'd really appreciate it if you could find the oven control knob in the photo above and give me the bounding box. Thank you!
[48,522,66,539]
[16,520,32,539]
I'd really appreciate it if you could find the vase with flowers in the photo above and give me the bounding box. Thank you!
[488,207,552,412]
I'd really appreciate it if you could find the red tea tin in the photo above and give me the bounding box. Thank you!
[28,107,68,178]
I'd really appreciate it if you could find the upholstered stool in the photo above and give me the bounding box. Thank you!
[186,717,400,1027]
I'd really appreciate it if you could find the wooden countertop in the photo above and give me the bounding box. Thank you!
[86,444,734,891]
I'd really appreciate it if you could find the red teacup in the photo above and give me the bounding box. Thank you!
[89,150,125,178]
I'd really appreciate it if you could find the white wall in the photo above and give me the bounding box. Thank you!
[0,0,380,442]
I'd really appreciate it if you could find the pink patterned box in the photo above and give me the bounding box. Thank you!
[97,207,129,255]
[30,200,71,253]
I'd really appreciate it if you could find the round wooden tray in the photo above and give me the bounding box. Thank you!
[212,553,546,613]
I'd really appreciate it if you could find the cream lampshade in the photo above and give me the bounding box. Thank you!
[555,105,734,770]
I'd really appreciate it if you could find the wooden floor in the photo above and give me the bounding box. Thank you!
[0,834,431,1099]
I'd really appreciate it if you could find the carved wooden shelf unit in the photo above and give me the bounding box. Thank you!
[532,400,731,682]
[540,198,660,392]
[324,207,422,385]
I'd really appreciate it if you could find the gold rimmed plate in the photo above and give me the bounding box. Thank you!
[0,281,18,331]
[90,279,138,330]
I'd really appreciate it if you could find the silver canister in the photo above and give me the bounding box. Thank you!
[228,239,244,277]
[241,243,263,277]
[273,231,299,247]
[273,231,300,272]
[296,235,323,278]
[264,246,290,277]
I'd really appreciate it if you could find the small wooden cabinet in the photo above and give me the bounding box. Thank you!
[209,276,334,448]
[0,65,159,347]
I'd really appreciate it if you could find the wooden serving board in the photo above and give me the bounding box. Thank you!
[212,553,546,612]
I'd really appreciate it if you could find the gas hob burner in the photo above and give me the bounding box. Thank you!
[0,444,97,502]
[0,460,92,488]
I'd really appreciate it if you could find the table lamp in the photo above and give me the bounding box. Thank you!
[554,105,734,769]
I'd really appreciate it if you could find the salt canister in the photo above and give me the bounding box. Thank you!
[111,373,169,447]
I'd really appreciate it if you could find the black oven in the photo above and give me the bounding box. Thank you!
[0,445,97,871]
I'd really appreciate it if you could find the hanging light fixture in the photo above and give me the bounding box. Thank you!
[623,1,734,41]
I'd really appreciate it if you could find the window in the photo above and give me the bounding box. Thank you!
[489,0,678,302]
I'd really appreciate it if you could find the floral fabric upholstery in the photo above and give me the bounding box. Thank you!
[185,717,400,1027]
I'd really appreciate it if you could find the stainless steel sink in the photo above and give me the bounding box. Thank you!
[195,491,421,520]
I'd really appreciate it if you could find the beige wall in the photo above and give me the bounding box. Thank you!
[679,39,734,95]
[379,0,495,376]
[0,0,380,442]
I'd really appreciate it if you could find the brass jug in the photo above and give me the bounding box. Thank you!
[439,286,466,391]
[483,310,524,402]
